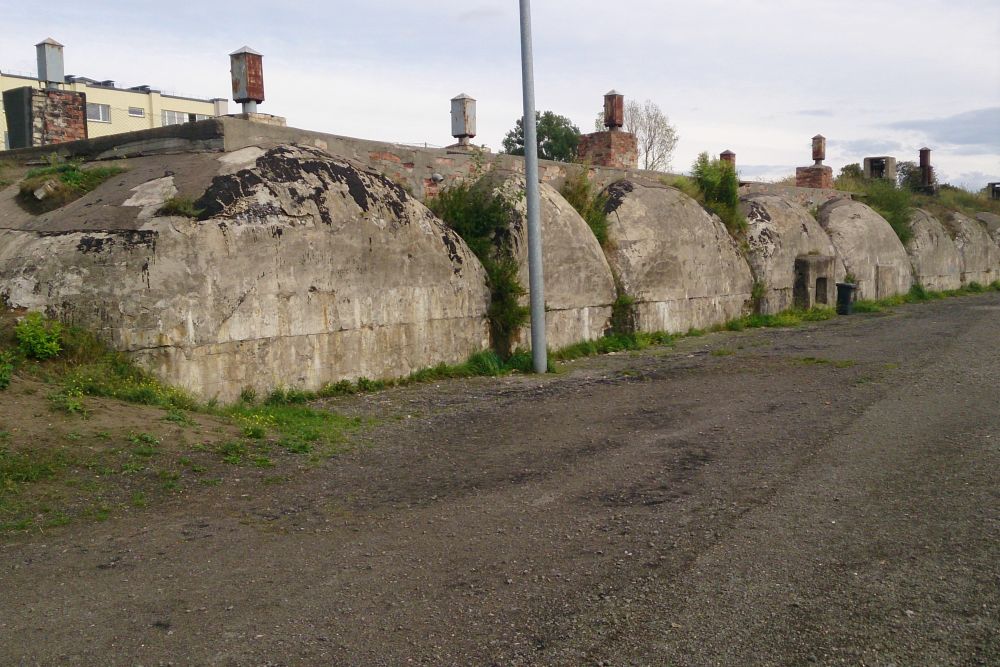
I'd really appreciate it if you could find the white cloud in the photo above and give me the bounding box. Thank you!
[2,1,998,185]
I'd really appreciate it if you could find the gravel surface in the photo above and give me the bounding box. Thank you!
[1,294,998,666]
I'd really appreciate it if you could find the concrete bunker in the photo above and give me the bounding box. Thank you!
[0,144,491,401]
[487,174,617,350]
[601,179,753,332]
[817,198,913,300]
[943,212,1000,285]
[741,194,843,314]
[905,210,962,291]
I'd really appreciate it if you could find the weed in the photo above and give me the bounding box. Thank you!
[217,440,248,465]
[429,179,530,358]
[750,280,767,313]
[316,380,356,397]
[157,196,204,218]
[560,169,609,245]
[356,377,386,392]
[15,313,62,360]
[48,389,88,416]
[711,348,735,357]
[0,350,16,390]
[239,386,257,404]
[690,152,747,235]
[611,293,637,335]
[163,409,195,426]
[131,492,148,508]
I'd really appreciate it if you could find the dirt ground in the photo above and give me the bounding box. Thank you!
[1,294,998,666]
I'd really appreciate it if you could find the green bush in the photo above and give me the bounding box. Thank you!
[560,170,609,245]
[690,153,746,235]
[862,179,914,244]
[15,313,62,360]
[429,179,530,358]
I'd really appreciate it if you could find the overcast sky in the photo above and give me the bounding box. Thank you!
[3,0,998,188]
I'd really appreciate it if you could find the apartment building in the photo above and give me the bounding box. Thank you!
[1,39,227,149]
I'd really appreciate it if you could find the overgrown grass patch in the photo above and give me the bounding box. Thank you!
[157,196,204,218]
[16,160,125,214]
[851,281,1000,314]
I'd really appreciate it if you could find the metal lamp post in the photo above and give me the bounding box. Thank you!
[518,0,548,374]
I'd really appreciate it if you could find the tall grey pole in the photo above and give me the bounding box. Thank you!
[518,0,548,373]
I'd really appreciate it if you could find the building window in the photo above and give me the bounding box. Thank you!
[128,107,145,118]
[86,103,111,123]
[161,110,191,126]
[194,114,210,121]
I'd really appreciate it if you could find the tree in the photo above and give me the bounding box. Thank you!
[594,99,679,172]
[502,111,580,163]
[839,163,863,180]
[897,160,936,192]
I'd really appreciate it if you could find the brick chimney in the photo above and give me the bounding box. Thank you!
[577,91,638,169]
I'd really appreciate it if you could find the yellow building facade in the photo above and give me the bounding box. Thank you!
[1,71,227,149]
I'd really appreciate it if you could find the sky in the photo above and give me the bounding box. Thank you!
[2,0,998,188]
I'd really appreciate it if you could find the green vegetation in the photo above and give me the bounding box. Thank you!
[501,111,581,162]
[835,166,1000,244]
[852,281,1000,312]
[16,159,125,214]
[560,169,610,245]
[428,178,529,357]
[863,179,914,244]
[15,312,63,360]
[664,153,746,235]
[157,196,204,218]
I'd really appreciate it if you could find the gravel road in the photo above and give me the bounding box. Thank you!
[2,294,998,666]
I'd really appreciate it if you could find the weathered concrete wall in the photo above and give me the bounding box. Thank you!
[905,210,962,291]
[0,145,490,401]
[741,194,843,314]
[489,174,617,350]
[817,199,913,299]
[739,182,845,208]
[943,212,1000,285]
[602,180,753,332]
[977,212,1000,247]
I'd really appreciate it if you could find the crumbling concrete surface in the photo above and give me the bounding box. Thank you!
[491,174,617,350]
[741,194,843,314]
[976,212,1000,247]
[603,179,753,332]
[943,212,1000,285]
[906,210,963,291]
[0,145,490,400]
[817,199,913,300]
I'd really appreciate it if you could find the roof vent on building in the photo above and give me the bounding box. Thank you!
[35,38,65,88]
[99,80,115,88]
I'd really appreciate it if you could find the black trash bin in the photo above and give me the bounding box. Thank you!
[836,282,857,315]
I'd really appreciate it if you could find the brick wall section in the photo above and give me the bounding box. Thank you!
[795,165,833,189]
[30,89,88,146]
[577,131,639,169]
